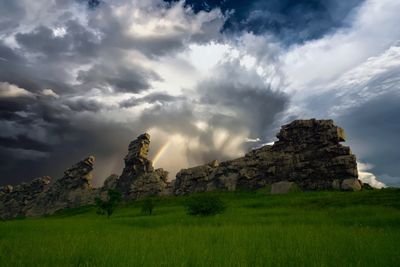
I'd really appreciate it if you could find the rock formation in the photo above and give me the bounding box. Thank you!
[173,119,359,195]
[0,156,96,219]
[0,176,52,219]
[1,119,363,219]
[114,133,170,200]
[102,174,119,191]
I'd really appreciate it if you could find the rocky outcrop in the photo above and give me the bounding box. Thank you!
[1,119,363,219]
[0,156,96,219]
[0,176,52,219]
[174,119,359,195]
[0,133,171,219]
[28,156,96,216]
[115,133,170,200]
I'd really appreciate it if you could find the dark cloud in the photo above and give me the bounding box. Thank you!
[120,93,185,108]
[337,92,400,186]
[0,0,25,32]
[0,42,22,62]
[0,96,33,120]
[64,99,103,112]
[87,0,101,9]
[0,135,51,152]
[0,91,137,186]
[77,64,160,93]
[0,119,137,187]
[199,78,288,139]
[15,21,100,60]
[165,0,365,43]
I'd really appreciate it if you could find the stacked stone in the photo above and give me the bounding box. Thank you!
[115,133,170,200]
[174,119,359,195]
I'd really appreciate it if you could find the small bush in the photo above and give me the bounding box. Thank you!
[184,195,226,216]
[141,198,156,215]
[95,189,122,218]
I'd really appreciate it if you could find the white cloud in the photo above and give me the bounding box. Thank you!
[327,45,400,116]
[0,82,34,98]
[281,0,400,93]
[41,89,59,98]
[52,27,67,38]
[357,162,386,188]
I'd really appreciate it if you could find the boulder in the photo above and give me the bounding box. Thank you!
[271,181,300,194]
[332,179,341,190]
[341,178,362,191]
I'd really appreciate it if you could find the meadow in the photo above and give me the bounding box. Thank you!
[1,189,399,267]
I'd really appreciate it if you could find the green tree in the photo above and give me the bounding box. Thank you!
[95,189,122,218]
[184,194,226,216]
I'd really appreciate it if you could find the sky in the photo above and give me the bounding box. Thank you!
[0,0,399,188]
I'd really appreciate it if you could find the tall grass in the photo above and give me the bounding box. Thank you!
[0,189,399,266]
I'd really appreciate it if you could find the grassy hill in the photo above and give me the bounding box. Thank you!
[1,189,400,266]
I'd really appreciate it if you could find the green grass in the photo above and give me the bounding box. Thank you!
[1,189,400,266]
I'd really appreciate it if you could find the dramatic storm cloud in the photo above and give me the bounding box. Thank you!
[0,0,399,187]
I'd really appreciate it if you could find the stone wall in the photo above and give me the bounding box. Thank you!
[173,119,358,195]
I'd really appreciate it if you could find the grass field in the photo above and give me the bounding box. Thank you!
[1,189,400,267]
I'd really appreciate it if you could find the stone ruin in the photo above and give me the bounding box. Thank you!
[0,119,362,219]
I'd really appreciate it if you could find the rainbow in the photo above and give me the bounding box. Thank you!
[152,140,171,166]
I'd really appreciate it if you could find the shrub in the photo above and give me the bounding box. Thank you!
[95,189,122,218]
[141,198,156,215]
[184,194,226,216]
